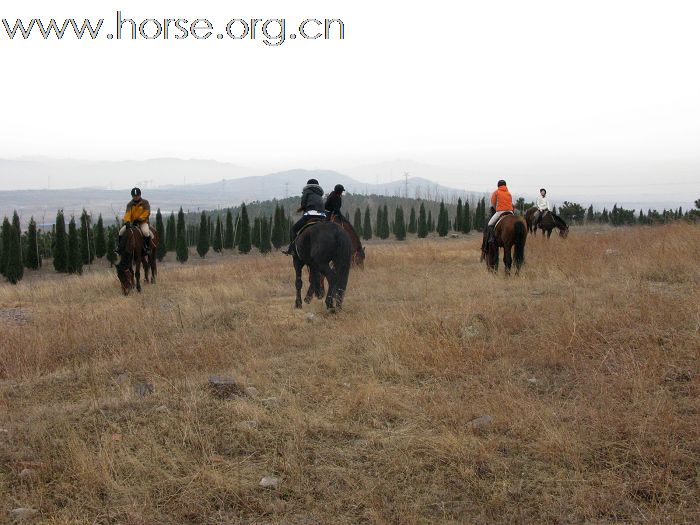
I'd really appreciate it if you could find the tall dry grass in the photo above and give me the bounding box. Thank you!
[0,224,698,524]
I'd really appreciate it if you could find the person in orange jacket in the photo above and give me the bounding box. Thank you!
[483,179,516,249]
[117,187,152,255]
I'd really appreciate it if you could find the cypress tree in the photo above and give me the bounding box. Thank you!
[427,209,434,233]
[155,209,167,261]
[586,205,595,223]
[106,228,118,267]
[166,212,177,251]
[353,208,363,234]
[394,207,407,241]
[79,209,94,265]
[375,206,382,239]
[271,205,285,250]
[224,209,235,249]
[176,207,189,263]
[462,201,472,234]
[11,212,23,270]
[67,217,82,275]
[437,201,449,237]
[94,214,106,259]
[455,198,463,232]
[213,215,223,253]
[25,217,41,270]
[5,216,23,284]
[251,217,261,249]
[238,203,252,254]
[408,207,417,234]
[363,206,372,240]
[197,211,210,258]
[0,217,11,276]
[417,203,428,238]
[259,216,272,253]
[381,204,390,239]
[53,210,68,272]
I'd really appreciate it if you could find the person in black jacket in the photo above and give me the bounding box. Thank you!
[324,184,345,218]
[283,179,326,255]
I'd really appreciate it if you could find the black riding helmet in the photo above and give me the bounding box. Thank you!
[497,180,507,187]
[540,188,546,194]
[334,184,345,192]
[131,187,142,198]
[307,179,319,185]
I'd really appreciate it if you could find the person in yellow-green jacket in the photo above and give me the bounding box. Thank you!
[117,187,152,255]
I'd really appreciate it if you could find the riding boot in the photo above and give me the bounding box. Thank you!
[487,225,496,244]
[282,240,295,256]
[143,237,151,256]
[114,236,122,255]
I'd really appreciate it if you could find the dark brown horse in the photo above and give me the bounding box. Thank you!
[293,221,352,310]
[307,215,365,296]
[116,226,158,295]
[482,214,527,275]
[525,208,569,238]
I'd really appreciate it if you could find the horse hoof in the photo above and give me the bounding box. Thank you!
[295,301,302,309]
[304,297,312,304]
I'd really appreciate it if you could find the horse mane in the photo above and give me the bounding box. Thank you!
[553,214,568,229]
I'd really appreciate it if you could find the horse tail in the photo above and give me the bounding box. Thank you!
[333,228,353,294]
[514,220,526,266]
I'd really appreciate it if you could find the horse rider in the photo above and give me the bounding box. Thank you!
[117,187,152,256]
[483,179,516,251]
[324,184,346,220]
[534,188,551,229]
[283,179,326,255]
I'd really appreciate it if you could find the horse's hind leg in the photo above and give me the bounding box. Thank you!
[504,245,513,275]
[150,259,157,285]
[317,263,338,311]
[135,260,142,293]
[294,258,304,309]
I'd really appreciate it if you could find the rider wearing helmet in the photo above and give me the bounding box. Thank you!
[534,188,551,228]
[282,179,326,255]
[483,179,515,250]
[324,184,346,218]
[118,187,152,255]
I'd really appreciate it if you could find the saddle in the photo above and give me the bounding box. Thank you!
[297,217,326,237]
[495,211,513,229]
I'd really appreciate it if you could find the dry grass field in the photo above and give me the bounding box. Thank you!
[1,224,698,524]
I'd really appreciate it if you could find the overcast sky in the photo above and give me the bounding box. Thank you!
[1,0,699,199]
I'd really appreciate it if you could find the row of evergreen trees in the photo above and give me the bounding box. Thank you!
[3,197,699,285]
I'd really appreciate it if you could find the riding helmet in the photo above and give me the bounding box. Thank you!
[131,187,142,197]
[334,184,345,192]
[497,179,507,187]
[540,188,546,194]
[307,179,319,185]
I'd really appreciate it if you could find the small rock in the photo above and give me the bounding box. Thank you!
[134,382,154,397]
[468,415,494,429]
[245,386,260,398]
[342,382,351,388]
[527,378,538,384]
[19,469,36,481]
[208,375,243,399]
[260,397,279,405]
[0,428,9,434]
[115,373,130,385]
[154,405,169,413]
[259,476,280,488]
[10,508,38,520]
[243,420,258,429]
[305,313,316,323]
[531,290,544,296]
[604,248,620,256]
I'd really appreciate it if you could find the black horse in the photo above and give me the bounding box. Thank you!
[292,221,352,310]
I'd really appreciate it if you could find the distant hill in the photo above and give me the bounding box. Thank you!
[0,166,474,225]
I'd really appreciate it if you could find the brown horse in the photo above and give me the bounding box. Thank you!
[482,214,527,275]
[525,207,569,238]
[116,225,158,295]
